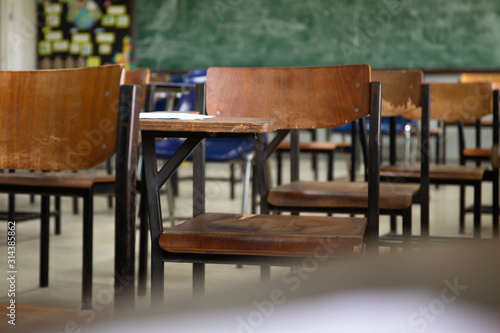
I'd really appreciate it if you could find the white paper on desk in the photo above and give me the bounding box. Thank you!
[139,112,214,120]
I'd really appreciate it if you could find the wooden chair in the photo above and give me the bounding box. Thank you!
[457,74,500,232]
[381,82,498,240]
[275,131,351,183]
[0,65,141,309]
[144,65,381,304]
[71,68,150,212]
[266,70,427,249]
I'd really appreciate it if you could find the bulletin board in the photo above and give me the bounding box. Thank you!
[37,0,134,69]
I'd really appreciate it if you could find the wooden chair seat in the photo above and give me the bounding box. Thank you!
[480,117,495,126]
[380,164,488,181]
[267,181,419,210]
[160,213,366,257]
[0,172,115,189]
[277,141,350,152]
[463,148,491,159]
[430,127,443,136]
[0,303,107,330]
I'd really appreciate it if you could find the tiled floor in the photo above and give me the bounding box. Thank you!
[0,149,495,317]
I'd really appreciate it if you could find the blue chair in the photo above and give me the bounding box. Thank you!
[154,70,256,214]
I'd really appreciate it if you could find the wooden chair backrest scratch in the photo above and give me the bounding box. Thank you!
[372,69,423,117]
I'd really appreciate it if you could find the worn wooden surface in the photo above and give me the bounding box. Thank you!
[277,141,349,152]
[160,213,366,257]
[0,65,123,170]
[405,82,493,123]
[139,117,281,133]
[268,181,419,210]
[380,164,488,181]
[463,148,491,159]
[205,65,371,129]
[0,303,107,331]
[372,70,423,117]
[460,73,500,85]
[0,172,115,188]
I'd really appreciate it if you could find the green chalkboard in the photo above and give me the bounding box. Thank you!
[135,0,500,71]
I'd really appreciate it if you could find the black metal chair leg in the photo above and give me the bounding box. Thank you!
[251,164,257,214]
[55,196,61,235]
[327,151,334,181]
[151,247,165,306]
[73,196,79,215]
[473,183,481,240]
[459,185,466,234]
[276,152,283,186]
[260,265,271,283]
[106,158,113,208]
[390,215,397,233]
[350,125,357,182]
[40,195,50,288]
[434,133,441,189]
[230,163,235,200]
[493,169,499,238]
[171,171,179,197]
[389,215,398,254]
[138,193,148,296]
[312,153,318,181]
[402,208,412,251]
[8,191,15,221]
[82,191,93,310]
[193,263,205,297]
[442,123,447,164]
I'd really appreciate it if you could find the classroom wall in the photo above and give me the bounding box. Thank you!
[0,0,484,164]
[0,0,37,70]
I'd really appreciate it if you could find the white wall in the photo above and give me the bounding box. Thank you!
[0,0,37,70]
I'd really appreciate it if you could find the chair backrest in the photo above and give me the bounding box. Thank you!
[405,82,494,124]
[0,65,123,170]
[124,68,150,107]
[372,70,423,117]
[460,73,500,87]
[205,65,372,129]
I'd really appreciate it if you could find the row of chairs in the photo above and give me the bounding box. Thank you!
[1,65,498,310]
[142,67,500,306]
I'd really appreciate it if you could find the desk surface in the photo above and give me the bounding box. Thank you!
[140,117,282,133]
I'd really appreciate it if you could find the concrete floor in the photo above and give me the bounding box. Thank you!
[0,150,495,317]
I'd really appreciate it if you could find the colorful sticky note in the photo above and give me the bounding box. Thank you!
[69,42,80,55]
[107,5,126,15]
[53,40,69,53]
[38,41,52,56]
[45,30,63,41]
[86,56,102,67]
[80,43,93,56]
[46,14,61,27]
[72,33,91,43]
[101,15,115,27]
[95,32,115,44]
[98,43,112,55]
[44,3,62,14]
[116,15,130,28]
